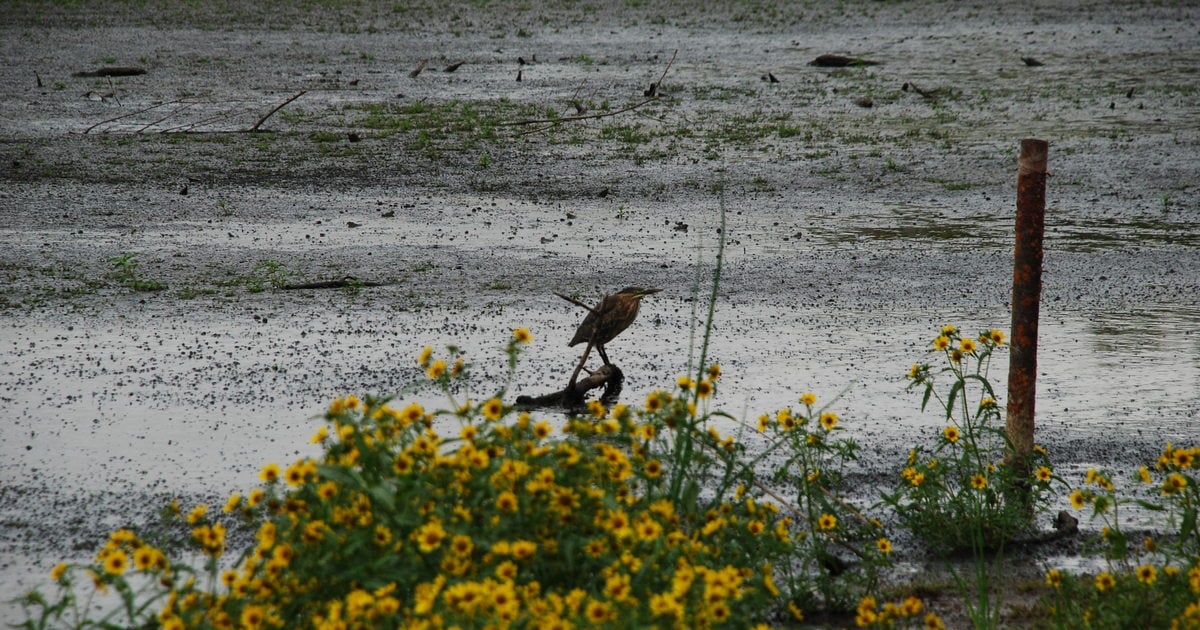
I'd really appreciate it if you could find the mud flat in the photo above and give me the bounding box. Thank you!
[1,0,1197,624]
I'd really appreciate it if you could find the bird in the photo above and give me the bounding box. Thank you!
[565,287,661,366]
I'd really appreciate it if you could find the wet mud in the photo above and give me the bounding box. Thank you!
[1,0,1197,623]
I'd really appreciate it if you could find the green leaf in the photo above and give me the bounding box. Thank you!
[946,381,964,418]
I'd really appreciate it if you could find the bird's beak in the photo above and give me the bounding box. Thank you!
[641,288,663,296]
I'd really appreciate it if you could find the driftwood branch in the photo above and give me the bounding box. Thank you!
[515,364,623,410]
[246,90,307,132]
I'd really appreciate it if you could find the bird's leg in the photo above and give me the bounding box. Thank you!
[597,344,611,366]
[568,341,594,391]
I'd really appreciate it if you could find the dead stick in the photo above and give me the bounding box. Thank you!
[650,48,678,92]
[83,100,178,134]
[499,96,659,127]
[160,107,239,133]
[500,50,677,127]
[246,90,307,132]
[137,102,195,133]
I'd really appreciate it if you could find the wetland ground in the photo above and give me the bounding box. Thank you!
[0,0,1197,624]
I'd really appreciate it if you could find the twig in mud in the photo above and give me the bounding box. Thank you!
[106,76,122,107]
[646,48,678,97]
[83,100,180,134]
[246,90,307,132]
[499,49,678,128]
[499,96,659,127]
[136,102,196,133]
[409,58,429,78]
[159,106,242,133]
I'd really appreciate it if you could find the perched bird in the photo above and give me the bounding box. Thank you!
[567,287,661,366]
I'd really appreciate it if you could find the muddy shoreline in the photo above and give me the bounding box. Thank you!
[1,0,1197,623]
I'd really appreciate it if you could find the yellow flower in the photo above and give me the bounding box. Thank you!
[676,375,694,391]
[943,426,960,443]
[800,392,817,406]
[1035,466,1052,482]
[707,364,722,380]
[1095,572,1116,593]
[696,379,714,398]
[50,563,68,582]
[511,540,537,560]
[103,550,128,575]
[971,474,988,490]
[259,463,281,484]
[513,327,533,343]
[988,329,1005,344]
[876,538,892,554]
[645,392,664,412]
[819,411,838,431]
[1045,568,1063,588]
[414,520,446,553]
[1136,564,1157,585]
[644,459,663,478]
[932,335,950,351]
[1162,473,1188,494]
[417,345,433,367]
[1174,449,1194,469]
[133,547,157,571]
[481,398,504,421]
[1069,489,1086,509]
[924,612,947,630]
[284,462,307,486]
[818,513,837,531]
[310,426,329,443]
[901,596,923,616]
[426,359,446,379]
[940,324,956,335]
[1138,466,1152,484]
[240,605,266,629]
[585,600,613,623]
[959,337,977,353]
[496,491,519,512]
[186,503,208,524]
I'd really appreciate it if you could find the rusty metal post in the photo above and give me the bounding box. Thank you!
[1006,139,1047,511]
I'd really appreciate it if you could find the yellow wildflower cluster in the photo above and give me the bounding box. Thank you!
[854,594,941,628]
[137,387,802,627]
[29,347,903,630]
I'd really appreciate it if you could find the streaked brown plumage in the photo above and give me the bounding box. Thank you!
[568,287,661,366]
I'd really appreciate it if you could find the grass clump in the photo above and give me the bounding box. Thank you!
[108,252,167,292]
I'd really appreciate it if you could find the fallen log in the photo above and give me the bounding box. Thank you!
[73,67,147,77]
[281,276,383,290]
[515,365,624,410]
[809,54,879,67]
